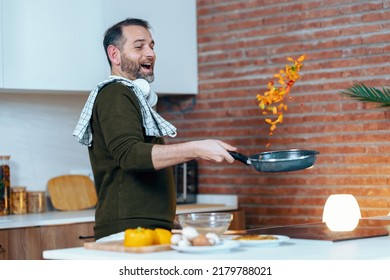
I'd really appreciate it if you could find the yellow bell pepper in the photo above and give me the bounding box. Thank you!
[124,227,155,247]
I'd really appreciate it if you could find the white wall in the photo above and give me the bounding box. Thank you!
[0,92,92,191]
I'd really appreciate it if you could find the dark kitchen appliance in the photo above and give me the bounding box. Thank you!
[173,160,198,204]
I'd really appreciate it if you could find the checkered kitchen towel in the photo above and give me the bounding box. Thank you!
[73,76,177,146]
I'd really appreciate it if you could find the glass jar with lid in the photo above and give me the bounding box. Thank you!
[11,186,27,214]
[27,191,46,213]
[0,155,11,215]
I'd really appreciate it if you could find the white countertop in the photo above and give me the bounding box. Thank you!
[0,209,96,229]
[43,215,390,260]
[0,194,238,229]
[42,235,390,260]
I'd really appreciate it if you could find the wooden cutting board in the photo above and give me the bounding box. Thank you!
[48,175,98,211]
[84,240,171,253]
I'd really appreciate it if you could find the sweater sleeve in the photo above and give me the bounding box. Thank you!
[92,82,155,171]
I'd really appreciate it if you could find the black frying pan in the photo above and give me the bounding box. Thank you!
[229,149,319,172]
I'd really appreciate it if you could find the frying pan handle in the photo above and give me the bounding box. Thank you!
[229,151,251,165]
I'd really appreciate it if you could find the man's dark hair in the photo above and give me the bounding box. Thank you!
[103,18,151,67]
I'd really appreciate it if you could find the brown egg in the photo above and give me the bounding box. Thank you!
[191,234,211,246]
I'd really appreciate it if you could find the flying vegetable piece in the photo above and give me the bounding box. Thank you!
[257,55,305,144]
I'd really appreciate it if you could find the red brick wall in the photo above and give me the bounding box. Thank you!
[158,0,390,229]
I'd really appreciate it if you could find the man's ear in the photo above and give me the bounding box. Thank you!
[107,45,121,66]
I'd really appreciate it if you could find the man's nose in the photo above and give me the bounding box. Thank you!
[144,46,155,58]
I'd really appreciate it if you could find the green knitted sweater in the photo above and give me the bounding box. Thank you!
[88,82,176,240]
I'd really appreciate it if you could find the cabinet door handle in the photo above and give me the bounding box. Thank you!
[79,235,94,240]
[0,245,5,253]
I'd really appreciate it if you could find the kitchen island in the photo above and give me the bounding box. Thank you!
[43,217,390,260]
[43,235,390,260]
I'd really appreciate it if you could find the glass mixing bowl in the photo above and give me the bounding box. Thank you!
[178,212,233,235]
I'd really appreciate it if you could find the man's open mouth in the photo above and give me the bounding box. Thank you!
[141,63,153,71]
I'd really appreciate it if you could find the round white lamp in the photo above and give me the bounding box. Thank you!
[322,194,361,232]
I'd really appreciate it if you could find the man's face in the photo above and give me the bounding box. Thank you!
[119,25,156,82]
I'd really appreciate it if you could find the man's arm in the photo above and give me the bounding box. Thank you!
[151,139,237,170]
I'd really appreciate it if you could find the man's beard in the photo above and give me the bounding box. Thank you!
[121,54,154,83]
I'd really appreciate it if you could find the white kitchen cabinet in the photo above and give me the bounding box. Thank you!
[2,0,108,92]
[1,0,198,94]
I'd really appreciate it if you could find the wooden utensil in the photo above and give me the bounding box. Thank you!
[47,175,97,211]
[84,240,171,253]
